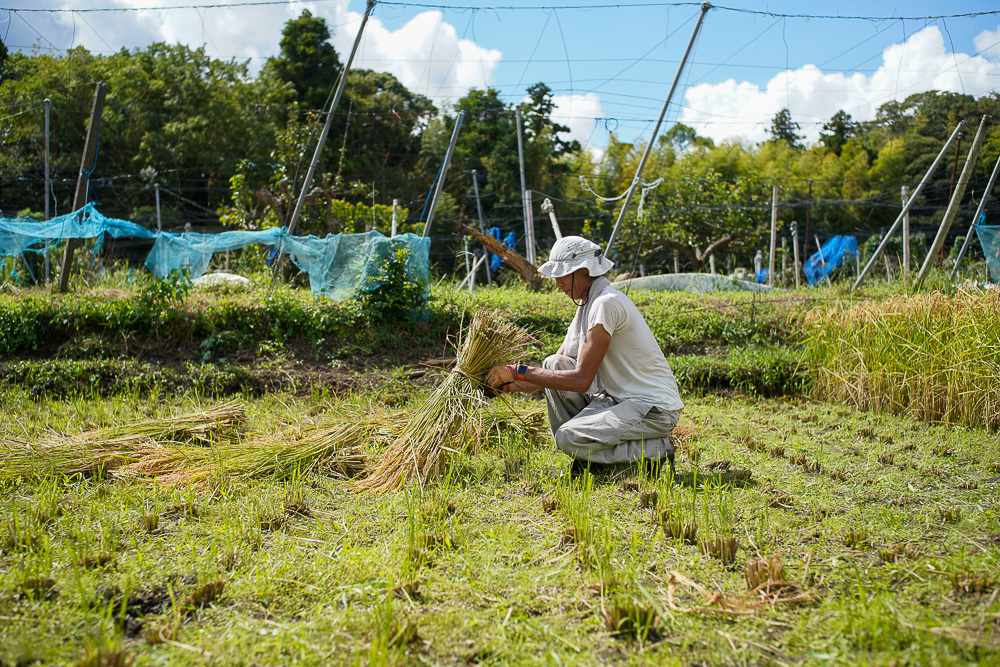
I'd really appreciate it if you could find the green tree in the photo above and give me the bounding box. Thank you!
[766,108,802,149]
[262,10,341,111]
[0,45,289,221]
[820,110,857,156]
[0,37,8,80]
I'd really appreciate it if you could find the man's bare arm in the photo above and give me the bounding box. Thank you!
[486,324,611,394]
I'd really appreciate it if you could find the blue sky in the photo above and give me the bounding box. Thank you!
[4,1,1000,154]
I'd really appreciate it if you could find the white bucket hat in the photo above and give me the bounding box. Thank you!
[538,235,615,278]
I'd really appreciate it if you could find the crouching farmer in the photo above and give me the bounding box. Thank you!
[486,236,683,475]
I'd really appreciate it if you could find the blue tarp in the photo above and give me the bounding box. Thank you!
[803,235,858,285]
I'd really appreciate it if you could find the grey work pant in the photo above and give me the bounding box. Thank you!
[543,354,680,464]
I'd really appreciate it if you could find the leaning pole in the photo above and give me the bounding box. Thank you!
[271,0,377,284]
[851,120,966,292]
[949,150,1000,281]
[914,115,991,289]
[604,2,712,258]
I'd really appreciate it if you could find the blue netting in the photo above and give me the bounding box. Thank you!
[146,228,430,299]
[145,228,285,279]
[803,235,858,285]
[0,203,155,256]
[975,225,1000,281]
[284,231,430,299]
[1,205,430,300]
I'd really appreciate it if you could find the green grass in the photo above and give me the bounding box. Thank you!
[2,387,998,665]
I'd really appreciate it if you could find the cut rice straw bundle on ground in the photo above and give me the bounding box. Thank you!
[355,310,535,493]
[117,410,399,486]
[0,400,247,481]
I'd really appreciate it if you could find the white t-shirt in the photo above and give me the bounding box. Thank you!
[583,288,684,411]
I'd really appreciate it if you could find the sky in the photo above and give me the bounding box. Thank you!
[4,1,1000,158]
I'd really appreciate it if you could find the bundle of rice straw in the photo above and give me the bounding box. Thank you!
[0,400,247,481]
[474,403,546,450]
[117,410,399,487]
[355,309,535,493]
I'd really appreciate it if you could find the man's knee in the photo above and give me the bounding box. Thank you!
[543,354,576,371]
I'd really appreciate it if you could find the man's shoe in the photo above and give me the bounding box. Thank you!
[640,450,676,478]
[569,458,605,478]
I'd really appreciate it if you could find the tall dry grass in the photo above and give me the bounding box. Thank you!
[803,289,1000,430]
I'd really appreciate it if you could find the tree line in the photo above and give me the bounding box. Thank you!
[2,11,999,274]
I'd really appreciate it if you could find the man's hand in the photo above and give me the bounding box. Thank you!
[485,364,516,389]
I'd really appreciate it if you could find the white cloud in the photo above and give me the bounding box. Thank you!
[679,25,1000,146]
[23,0,501,107]
[347,10,502,106]
[551,92,605,158]
[974,25,1000,59]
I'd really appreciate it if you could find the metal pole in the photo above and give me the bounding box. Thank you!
[901,185,910,278]
[421,110,465,237]
[605,1,712,257]
[391,199,398,237]
[44,99,51,221]
[515,108,534,264]
[525,189,535,263]
[471,170,491,287]
[272,0,376,282]
[44,98,51,283]
[768,185,778,287]
[915,115,991,289]
[154,183,162,232]
[803,178,812,259]
[851,120,966,291]
[951,151,1000,280]
[464,236,472,292]
[59,82,106,293]
[791,221,800,288]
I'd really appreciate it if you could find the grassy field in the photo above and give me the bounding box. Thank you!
[2,273,999,664]
[2,384,999,665]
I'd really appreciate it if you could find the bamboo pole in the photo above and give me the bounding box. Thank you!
[422,111,465,237]
[950,151,1000,280]
[851,120,966,292]
[271,0,375,283]
[471,170,492,287]
[915,115,991,289]
[901,186,910,278]
[605,2,712,257]
[541,197,562,240]
[58,82,106,293]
